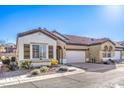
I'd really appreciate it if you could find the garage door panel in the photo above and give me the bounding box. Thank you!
[66,51,85,63]
[114,51,121,59]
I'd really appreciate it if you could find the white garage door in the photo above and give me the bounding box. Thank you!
[114,51,121,60]
[66,50,85,63]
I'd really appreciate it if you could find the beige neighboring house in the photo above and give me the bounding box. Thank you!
[16,28,124,65]
[114,42,124,60]
[0,45,6,53]
[0,44,16,58]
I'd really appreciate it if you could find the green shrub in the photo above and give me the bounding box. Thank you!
[30,69,41,76]
[21,60,31,69]
[40,66,49,73]
[1,57,10,65]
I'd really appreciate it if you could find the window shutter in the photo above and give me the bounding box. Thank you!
[24,44,30,59]
[49,45,53,59]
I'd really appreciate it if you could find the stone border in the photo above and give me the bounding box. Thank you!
[0,67,85,87]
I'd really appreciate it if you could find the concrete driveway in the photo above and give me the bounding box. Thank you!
[69,63,117,72]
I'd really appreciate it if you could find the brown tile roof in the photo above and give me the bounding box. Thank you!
[17,28,115,46]
[115,42,124,48]
[52,31,69,40]
[64,35,115,46]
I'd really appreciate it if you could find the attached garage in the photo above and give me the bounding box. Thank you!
[114,51,124,60]
[114,51,121,60]
[66,50,85,63]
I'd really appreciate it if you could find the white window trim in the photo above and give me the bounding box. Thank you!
[30,43,48,60]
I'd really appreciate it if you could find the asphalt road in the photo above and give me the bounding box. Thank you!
[2,67,124,88]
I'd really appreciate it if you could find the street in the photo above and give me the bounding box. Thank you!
[2,66,124,88]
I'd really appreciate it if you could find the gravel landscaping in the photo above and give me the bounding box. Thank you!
[0,69,31,79]
[28,65,71,77]
[0,65,77,79]
[0,65,84,87]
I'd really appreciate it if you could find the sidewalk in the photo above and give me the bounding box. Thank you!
[0,67,85,87]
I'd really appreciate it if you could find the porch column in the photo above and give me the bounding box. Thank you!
[53,45,56,59]
[46,45,48,59]
[30,44,32,60]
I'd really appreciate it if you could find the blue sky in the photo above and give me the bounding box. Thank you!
[0,5,124,43]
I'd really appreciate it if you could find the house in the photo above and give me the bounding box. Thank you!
[16,28,123,65]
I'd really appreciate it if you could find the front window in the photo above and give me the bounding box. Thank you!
[24,44,30,59]
[108,53,111,57]
[32,45,39,58]
[49,45,53,59]
[103,45,113,58]
[103,52,112,58]
[104,46,108,51]
[32,44,47,59]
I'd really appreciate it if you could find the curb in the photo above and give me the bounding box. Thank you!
[0,68,85,87]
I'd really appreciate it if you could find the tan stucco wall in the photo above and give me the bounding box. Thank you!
[100,41,115,60]
[66,45,88,50]
[0,46,6,52]
[57,39,66,58]
[89,45,101,63]
[89,41,115,63]
[101,41,115,51]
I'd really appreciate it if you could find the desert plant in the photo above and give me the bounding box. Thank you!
[8,62,18,71]
[40,66,49,73]
[51,59,59,65]
[1,57,10,65]
[1,56,6,60]
[21,60,31,69]
[30,69,41,76]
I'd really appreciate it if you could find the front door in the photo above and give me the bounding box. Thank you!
[57,46,63,64]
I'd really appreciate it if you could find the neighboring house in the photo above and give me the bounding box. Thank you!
[5,43,16,53]
[16,28,123,65]
[0,43,16,58]
[114,42,124,60]
[0,45,6,53]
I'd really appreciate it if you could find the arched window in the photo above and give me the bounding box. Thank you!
[104,46,108,51]
[109,46,113,51]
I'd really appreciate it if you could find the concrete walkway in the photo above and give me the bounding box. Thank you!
[0,67,85,87]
